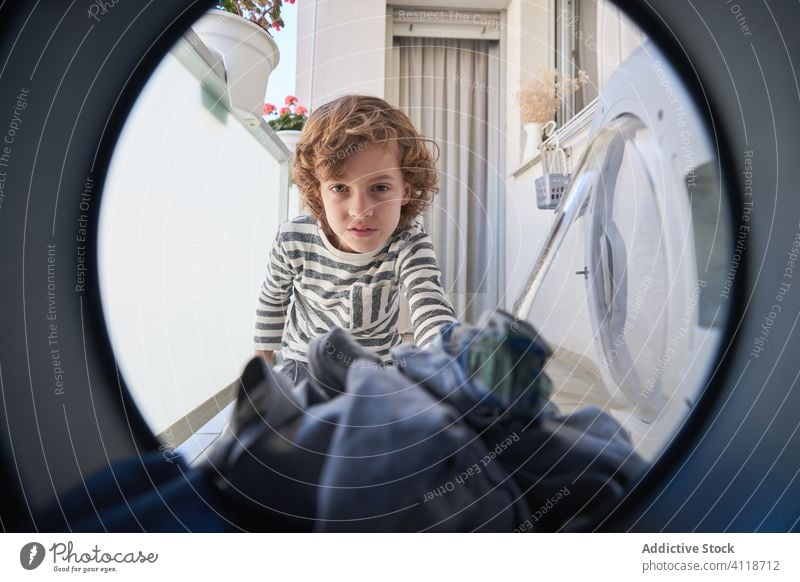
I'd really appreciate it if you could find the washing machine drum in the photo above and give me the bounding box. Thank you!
[580,43,728,430]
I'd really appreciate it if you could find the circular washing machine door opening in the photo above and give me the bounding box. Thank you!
[96,3,706,528]
[586,114,676,417]
[96,5,702,470]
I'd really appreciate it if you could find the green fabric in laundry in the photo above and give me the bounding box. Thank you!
[442,310,554,420]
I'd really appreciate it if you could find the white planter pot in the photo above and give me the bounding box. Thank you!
[192,10,280,122]
[523,122,543,160]
[275,129,302,152]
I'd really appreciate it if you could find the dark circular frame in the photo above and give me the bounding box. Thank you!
[0,0,798,531]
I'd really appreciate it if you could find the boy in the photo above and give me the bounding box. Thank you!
[254,95,456,382]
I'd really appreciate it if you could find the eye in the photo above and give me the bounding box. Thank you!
[372,184,391,193]
[329,184,348,194]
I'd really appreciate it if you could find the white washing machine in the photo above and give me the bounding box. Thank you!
[517,41,731,459]
[585,41,731,456]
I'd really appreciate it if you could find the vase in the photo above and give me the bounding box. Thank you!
[523,122,543,160]
[192,10,280,123]
[276,129,302,152]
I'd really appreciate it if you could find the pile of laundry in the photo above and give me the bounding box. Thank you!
[42,310,647,532]
[208,309,648,532]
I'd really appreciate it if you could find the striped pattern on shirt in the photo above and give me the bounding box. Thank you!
[254,215,457,363]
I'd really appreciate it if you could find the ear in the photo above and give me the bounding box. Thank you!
[401,183,413,206]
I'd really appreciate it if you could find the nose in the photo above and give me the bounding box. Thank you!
[348,189,374,218]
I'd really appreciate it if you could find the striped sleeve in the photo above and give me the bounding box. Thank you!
[397,229,457,347]
[254,228,294,351]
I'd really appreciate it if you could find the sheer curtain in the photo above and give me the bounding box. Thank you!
[395,36,501,324]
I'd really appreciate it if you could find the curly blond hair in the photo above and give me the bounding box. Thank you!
[291,95,439,234]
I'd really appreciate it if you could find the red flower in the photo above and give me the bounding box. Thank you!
[284,95,298,106]
[262,102,276,115]
[279,107,291,116]
[286,0,296,4]
[295,105,308,116]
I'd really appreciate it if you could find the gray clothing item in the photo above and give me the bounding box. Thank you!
[277,358,310,385]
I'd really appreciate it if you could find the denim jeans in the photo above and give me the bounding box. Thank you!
[277,358,310,385]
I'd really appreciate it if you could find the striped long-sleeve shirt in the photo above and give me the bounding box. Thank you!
[254,215,457,363]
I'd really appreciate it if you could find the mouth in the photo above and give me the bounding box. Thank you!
[348,225,377,237]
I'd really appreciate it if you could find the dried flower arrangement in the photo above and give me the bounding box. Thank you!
[518,67,589,124]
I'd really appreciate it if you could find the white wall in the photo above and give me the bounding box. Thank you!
[296,0,390,107]
[505,128,597,356]
[597,3,649,88]
[504,0,549,171]
[99,50,283,434]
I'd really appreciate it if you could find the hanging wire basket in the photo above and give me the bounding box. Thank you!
[535,121,572,210]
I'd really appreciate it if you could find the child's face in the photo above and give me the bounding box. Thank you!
[318,143,411,253]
